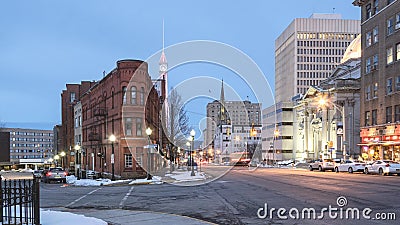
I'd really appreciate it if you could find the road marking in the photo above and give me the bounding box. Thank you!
[65,187,102,207]
[119,186,134,208]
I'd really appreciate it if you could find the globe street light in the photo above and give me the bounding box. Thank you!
[190,129,196,176]
[54,155,60,167]
[74,144,81,179]
[186,141,191,171]
[60,151,66,169]
[145,127,152,180]
[109,134,116,181]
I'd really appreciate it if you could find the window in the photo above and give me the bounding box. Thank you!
[111,91,114,109]
[387,78,393,94]
[373,0,379,14]
[125,154,133,168]
[386,106,392,123]
[373,27,379,43]
[387,47,393,64]
[122,87,127,104]
[366,32,372,47]
[373,54,378,68]
[397,13,400,29]
[388,0,395,4]
[366,85,371,100]
[140,87,145,105]
[365,111,371,126]
[136,118,142,136]
[125,118,132,136]
[131,86,137,105]
[70,92,76,103]
[366,57,371,73]
[373,83,378,98]
[396,43,400,61]
[366,4,372,19]
[372,109,378,125]
[396,76,400,91]
[387,17,394,35]
[395,105,400,122]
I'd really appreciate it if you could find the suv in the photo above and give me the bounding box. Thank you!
[309,159,335,172]
[42,168,67,183]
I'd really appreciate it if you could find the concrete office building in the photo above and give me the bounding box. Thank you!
[0,127,54,169]
[275,13,360,103]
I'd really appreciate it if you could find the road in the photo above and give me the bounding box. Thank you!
[40,166,400,224]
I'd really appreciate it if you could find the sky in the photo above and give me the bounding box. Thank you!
[0,0,360,131]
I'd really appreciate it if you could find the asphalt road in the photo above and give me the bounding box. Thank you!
[40,167,400,225]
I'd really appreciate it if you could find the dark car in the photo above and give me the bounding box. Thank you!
[42,168,67,183]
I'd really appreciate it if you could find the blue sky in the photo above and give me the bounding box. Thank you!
[0,0,360,130]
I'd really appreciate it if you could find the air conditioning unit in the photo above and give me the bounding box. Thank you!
[371,65,377,71]
[395,23,400,30]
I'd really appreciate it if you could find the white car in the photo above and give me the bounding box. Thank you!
[334,160,366,173]
[309,159,335,172]
[364,160,400,175]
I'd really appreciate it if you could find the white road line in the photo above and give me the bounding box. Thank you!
[119,186,134,208]
[66,187,102,207]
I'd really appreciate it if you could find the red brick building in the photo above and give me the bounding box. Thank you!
[80,59,162,178]
[61,81,96,171]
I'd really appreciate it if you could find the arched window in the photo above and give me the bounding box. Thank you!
[131,86,137,105]
[111,91,114,109]
[140,87,145,105]
[122,86,127,105]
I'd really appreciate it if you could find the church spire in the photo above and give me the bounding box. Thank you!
[220,78,225,104]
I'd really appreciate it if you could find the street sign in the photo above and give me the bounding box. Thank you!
[111,154,114,164]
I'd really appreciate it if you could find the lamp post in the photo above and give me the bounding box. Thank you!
[54,155,60,167]
[273,128,280,165]
[145,127,152,180]
[109,134,116,181]
[318,96,346,160]
[60,151,66,169]
[74,144,81,179]
[190,129,196,176]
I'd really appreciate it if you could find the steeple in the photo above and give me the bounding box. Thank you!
[219,79,228,125]
[220,79,225,104]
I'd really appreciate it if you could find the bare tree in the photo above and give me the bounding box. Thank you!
[162,89,192,171]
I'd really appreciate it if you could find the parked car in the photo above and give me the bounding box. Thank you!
[309,159,335,172]
[33,170,44,179]
[364,160,400,175]
[334,160,366,173]
[42,168,67,183]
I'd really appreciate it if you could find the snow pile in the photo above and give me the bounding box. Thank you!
[41,210,107,225]
[66,175,130,186]
[128,176,163,185]
[164,171,206,183]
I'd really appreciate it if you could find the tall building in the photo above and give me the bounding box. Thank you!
[354,0,400,161]
[205,80,262,162]
[0,127,54,169]
[275,13,360,102]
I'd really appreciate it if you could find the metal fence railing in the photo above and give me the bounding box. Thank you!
[0,176,40,225]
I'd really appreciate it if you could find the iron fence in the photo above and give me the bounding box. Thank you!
[0,176,40,225]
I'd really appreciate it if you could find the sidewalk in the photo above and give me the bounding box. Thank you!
[54,208,216,225]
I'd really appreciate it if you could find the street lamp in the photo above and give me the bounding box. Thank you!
[74,144,81,179]
[317,94,346,160]
[109,134,116,181]
[273,128,280,165]
[60,151,66,169]
[190,129,196,176]
[186,141,191,171]
[54,155,60,167]
[145,127,152,180]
